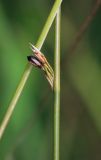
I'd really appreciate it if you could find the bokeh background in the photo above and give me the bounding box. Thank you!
[0,0,101,159]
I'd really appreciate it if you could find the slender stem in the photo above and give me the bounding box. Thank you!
[36,0,63,50]
[54,7,61,160]
[0,0,62,140]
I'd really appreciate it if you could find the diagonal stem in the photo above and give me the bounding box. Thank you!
[69,0,101,55]
[0,0,62,140]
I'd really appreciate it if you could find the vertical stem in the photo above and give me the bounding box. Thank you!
[54,7,61,160]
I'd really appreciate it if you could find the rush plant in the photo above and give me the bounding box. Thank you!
[0,1,62,160]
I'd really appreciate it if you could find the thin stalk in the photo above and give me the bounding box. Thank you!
[36,0,63,50]
[0,0,62,140]
[54,7,61,160]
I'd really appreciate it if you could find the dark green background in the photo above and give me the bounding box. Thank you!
[0,0,101,159]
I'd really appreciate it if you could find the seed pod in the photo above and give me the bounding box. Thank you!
[27,55,43,69]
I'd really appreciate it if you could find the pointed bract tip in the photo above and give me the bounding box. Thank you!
[29,42,40,53]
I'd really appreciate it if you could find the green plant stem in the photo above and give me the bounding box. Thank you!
[54,7,61,160]
[0,0,62,140]
[36,0,62,50]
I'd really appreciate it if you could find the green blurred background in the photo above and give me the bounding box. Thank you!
[0,0,101,159]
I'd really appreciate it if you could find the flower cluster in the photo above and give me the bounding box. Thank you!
[27,43,54,89]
